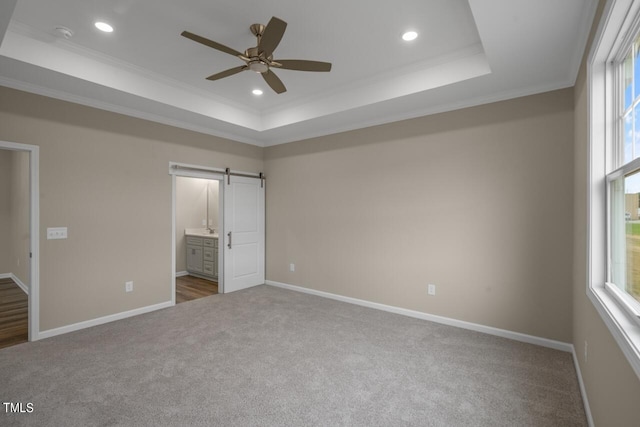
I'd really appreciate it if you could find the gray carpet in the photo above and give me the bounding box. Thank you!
[0,285,587,426]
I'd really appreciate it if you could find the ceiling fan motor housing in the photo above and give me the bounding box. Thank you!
[244,47,269,73]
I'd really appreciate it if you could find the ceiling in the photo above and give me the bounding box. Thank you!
[0,0,597,147]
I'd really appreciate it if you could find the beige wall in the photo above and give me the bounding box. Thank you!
[265,88,575,343]
[572,1,640,425]
[175,177,219,273]
[9,150,30,287]
[0,149,10,273]
[0,86,262,331]
[2,8,639,421]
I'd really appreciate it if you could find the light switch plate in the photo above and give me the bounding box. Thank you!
[47,227,68,240]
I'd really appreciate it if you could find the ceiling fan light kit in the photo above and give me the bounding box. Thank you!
[182,16,332,94]
[248,60,269,74]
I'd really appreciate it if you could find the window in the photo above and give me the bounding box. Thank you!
[589,0,640,379]
[607,33,640,317]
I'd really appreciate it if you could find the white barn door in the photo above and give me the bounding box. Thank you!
[223,175,265,293]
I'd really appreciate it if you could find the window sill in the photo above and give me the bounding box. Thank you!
[588,284,640,378]
[604,282,640,324]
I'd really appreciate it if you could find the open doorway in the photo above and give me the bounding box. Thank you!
[175,176,221,304]
[0,141,39,347]
[170,162,265,303]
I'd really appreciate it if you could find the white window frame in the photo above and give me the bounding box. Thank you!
[589,0,640,379]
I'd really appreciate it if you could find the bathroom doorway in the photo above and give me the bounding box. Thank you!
[175,176,221,303]
[170,162,265,304]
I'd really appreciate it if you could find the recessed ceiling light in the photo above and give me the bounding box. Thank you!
[252,89,263,96]
[95,21,114,33]
[402,31,418,41]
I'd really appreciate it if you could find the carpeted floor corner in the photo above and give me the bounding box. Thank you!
[0,285,587,426]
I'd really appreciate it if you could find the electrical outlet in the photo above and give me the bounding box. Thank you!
[202,219,206,226]
[428,284,436,296]
[125,281,133,292]
[289,263,295,272]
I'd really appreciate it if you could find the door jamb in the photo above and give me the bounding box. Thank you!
[170,162,225,303]
[0,140,40,341]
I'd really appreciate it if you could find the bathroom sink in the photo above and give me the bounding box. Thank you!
[185,228,219,238]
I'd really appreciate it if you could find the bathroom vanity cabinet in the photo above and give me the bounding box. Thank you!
[186,235,218,280]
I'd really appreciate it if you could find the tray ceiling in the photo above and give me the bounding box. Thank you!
[0,0,597,146]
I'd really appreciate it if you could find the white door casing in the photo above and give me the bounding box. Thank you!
[223,175,265,293]
[0,141,39,341]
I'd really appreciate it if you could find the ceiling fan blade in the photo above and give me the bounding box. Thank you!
[262,70,287,94]
[181,31,243,58]
[259,17,287,57]
[206,66,247,81]
[275,60,332,72]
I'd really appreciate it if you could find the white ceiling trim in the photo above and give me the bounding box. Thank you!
[263,44,490,131]
[0,70,265,146]
[0,0,599,147]
[1,23,261,130]
[566,0,600,85]
[1,21,490,135]
[258,77,578,147]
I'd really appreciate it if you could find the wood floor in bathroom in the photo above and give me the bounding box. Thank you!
[176,275,218,304]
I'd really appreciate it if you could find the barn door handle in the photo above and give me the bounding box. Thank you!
[228,231,232,249]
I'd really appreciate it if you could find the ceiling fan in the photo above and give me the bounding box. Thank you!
[181,16,332,94]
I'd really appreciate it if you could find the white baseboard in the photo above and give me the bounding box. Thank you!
[176,271,189,277]
[36,300,173,341]
[11,274,28,295]
[571,345,594,427]
[0,272,29,295]
[265,280,573,353]
[265,281,592,416]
